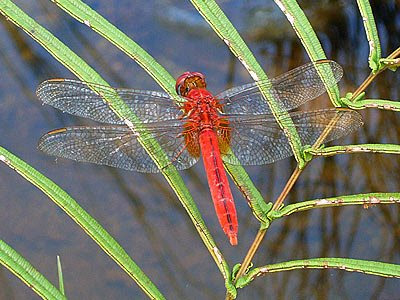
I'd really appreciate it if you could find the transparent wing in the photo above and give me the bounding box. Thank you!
[222,109,363,165]
[38,121,199,173]
[36,79,184,124]
[216,60,343,115]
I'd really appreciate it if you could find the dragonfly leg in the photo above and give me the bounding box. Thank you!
[160,138,189,171]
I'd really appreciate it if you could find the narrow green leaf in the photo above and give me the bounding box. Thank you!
[0,240,66,300]
[0,146,165,300]
[237,258,400,288]
[270,193,400,219]
[341,97,400,112]
[306,144,400,157]
[274,0,341,105]
[57,256,65,296]
[356,0,382,72]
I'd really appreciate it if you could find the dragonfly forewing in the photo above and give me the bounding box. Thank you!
[217,60,343,115]
[36,79,185,124]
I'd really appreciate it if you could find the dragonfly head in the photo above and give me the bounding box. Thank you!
[175,72,206,97]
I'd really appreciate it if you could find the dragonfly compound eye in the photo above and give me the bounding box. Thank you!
[175,72,207,96]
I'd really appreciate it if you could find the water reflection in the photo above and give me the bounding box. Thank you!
[0,0,399,299]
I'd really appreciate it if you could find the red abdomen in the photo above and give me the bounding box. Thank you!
[199,128,238,245]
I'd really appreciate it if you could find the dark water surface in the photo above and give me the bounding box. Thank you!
[0,0,399,299]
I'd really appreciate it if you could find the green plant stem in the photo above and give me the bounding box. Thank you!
[343,98,400,112]
[307,144,400,157]
[271,193,400,218]
[236,258,400,288]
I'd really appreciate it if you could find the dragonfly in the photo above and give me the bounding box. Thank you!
[37,60,363,246]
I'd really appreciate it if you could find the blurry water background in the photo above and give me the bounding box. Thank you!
[0,0,399,299]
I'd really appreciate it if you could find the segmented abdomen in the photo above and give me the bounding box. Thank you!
[199,128,238,245]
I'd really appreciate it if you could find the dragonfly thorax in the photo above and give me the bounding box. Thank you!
[182,88,223,128]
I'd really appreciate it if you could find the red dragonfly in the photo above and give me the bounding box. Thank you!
[37,60,362,245]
